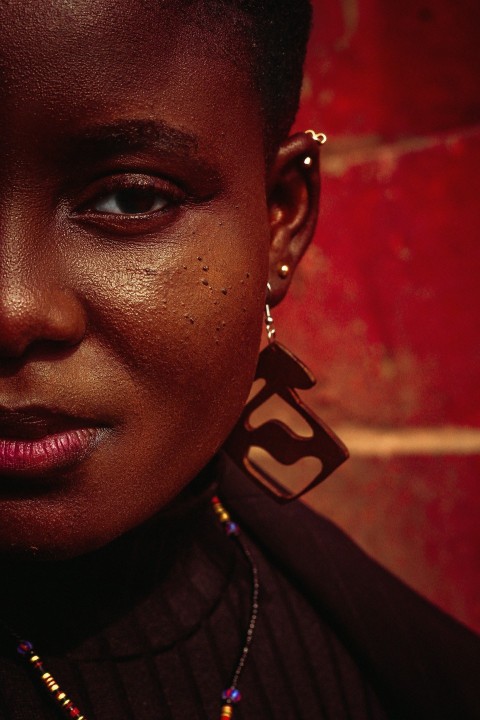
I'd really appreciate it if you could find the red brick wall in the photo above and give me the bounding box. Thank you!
[280,0,480,631]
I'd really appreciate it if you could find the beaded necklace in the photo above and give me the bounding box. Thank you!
[9,496,259,720]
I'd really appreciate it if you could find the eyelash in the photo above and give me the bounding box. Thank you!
[74,173,186,233]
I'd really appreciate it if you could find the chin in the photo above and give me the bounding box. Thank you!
[0,508,121,562]
[0,533,103,562]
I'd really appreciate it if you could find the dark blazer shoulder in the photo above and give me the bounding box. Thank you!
[219,454,480,720]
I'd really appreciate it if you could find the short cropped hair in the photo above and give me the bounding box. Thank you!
[191,0,313,156]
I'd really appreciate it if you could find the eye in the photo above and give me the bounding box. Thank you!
[93,185,169,215]
[73,173,188,236]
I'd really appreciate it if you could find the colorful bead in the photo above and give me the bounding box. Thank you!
[211,497,231,523]
[212,495,258,720]
[13,498,256,720]
[222,686,242,703]
[16,640,88,720]
[225,521,239,536]
[16,641,33,656]
[230,688,241,703]
[211,497,239,534]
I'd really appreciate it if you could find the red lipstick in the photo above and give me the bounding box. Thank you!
[0,406,107,478]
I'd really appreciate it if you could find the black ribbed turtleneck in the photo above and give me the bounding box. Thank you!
[0,455,478,719]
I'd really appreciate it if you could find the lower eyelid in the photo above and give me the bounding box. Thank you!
[70,195,187,236]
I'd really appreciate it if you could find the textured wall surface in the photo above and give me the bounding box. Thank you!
[280,0,480,631]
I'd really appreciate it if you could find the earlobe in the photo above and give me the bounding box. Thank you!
[267,131,322,306]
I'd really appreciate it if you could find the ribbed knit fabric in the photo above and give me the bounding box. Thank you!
[0,455,478,719]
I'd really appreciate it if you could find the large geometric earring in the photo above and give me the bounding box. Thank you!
[223,284,349,503]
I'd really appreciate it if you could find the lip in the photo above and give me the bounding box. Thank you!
[0,406,108,479]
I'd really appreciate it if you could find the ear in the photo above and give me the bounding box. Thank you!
[267,131,321,306]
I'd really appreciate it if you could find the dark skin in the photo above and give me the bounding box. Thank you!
[0,0,321,561]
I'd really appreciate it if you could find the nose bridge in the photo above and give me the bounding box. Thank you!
[0,211,86,358]
[0,208,42,292]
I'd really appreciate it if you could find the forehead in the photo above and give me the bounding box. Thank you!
[0,0,233,71]
[0,0,263,165]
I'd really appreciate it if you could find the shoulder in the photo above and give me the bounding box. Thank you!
[219,453,480,719]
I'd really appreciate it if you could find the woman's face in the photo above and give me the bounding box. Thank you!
[0,1,272,557]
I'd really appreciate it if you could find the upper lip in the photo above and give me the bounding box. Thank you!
[0,405,101,440]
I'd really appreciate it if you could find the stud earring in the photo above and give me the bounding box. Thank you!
[223,284,349,503]
[277,264,290,280]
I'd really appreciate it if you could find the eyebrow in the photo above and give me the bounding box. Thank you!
[66,118,201,163]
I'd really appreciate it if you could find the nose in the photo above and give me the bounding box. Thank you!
[0,264,86,360]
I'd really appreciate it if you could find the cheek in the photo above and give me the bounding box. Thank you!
[78,220,268,472]
[0,239,267,560]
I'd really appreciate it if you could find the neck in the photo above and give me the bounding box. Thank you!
[0,458,221,654]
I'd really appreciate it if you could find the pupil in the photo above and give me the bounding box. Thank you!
[117,188,157,213]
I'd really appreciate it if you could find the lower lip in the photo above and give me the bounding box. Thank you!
[0,428,105,478]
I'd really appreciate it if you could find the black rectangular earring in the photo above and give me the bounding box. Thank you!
[223,283,349,503]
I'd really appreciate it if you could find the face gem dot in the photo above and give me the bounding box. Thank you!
[221,288,227,295]
[202,278,209,286]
